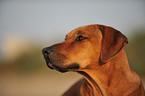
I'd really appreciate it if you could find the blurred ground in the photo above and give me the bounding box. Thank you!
[0,69,81,96]
[0,70,144,96]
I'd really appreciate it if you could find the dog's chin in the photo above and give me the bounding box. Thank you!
[46,62,68,73]
[46,62,55,69]
[46,62,80,73]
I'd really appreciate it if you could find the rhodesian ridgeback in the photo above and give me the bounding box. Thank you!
[42,24,145,96]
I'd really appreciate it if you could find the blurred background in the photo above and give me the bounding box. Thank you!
[0,0,145,96]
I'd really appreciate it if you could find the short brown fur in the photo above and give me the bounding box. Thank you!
[42,24,145,96]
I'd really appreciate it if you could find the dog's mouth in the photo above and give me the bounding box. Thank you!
[45,58,55,70]
[43,54,56,70]
[46,60,68,72]
[43,54,68,72]
[43,54,80,72]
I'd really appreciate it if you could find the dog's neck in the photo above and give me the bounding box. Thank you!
[78,49,140,96]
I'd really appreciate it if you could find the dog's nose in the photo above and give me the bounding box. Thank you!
[42,47,53,55]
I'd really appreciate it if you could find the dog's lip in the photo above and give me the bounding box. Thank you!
[43,54,74,73]
[47,62,55,69]
[46,59,68,72]
[43,54,54,69]
[47,62,68,72]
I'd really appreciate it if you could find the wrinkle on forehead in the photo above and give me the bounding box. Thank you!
[65,25,101,40]
[65,28,81,40]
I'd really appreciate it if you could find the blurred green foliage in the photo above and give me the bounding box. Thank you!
[16,48,44,73]
[0,44,45,74]
[125,31,145,76]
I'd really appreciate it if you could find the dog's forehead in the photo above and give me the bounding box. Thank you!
[65,25,99,39]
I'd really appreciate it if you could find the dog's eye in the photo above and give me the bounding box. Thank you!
[76,36,87,41]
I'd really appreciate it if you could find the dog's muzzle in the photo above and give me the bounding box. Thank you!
[42,47,55,69]
[42,46,80,72]
[42,46,70,72]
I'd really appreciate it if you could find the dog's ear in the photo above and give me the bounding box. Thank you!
[99,25,128,64]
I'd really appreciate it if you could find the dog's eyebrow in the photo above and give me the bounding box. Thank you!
[77,31,81,35]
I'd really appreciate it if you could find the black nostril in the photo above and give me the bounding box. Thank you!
[43,50,49,55]
[42,47,53,55]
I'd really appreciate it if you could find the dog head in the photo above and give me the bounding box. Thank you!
[42,24,128,72]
